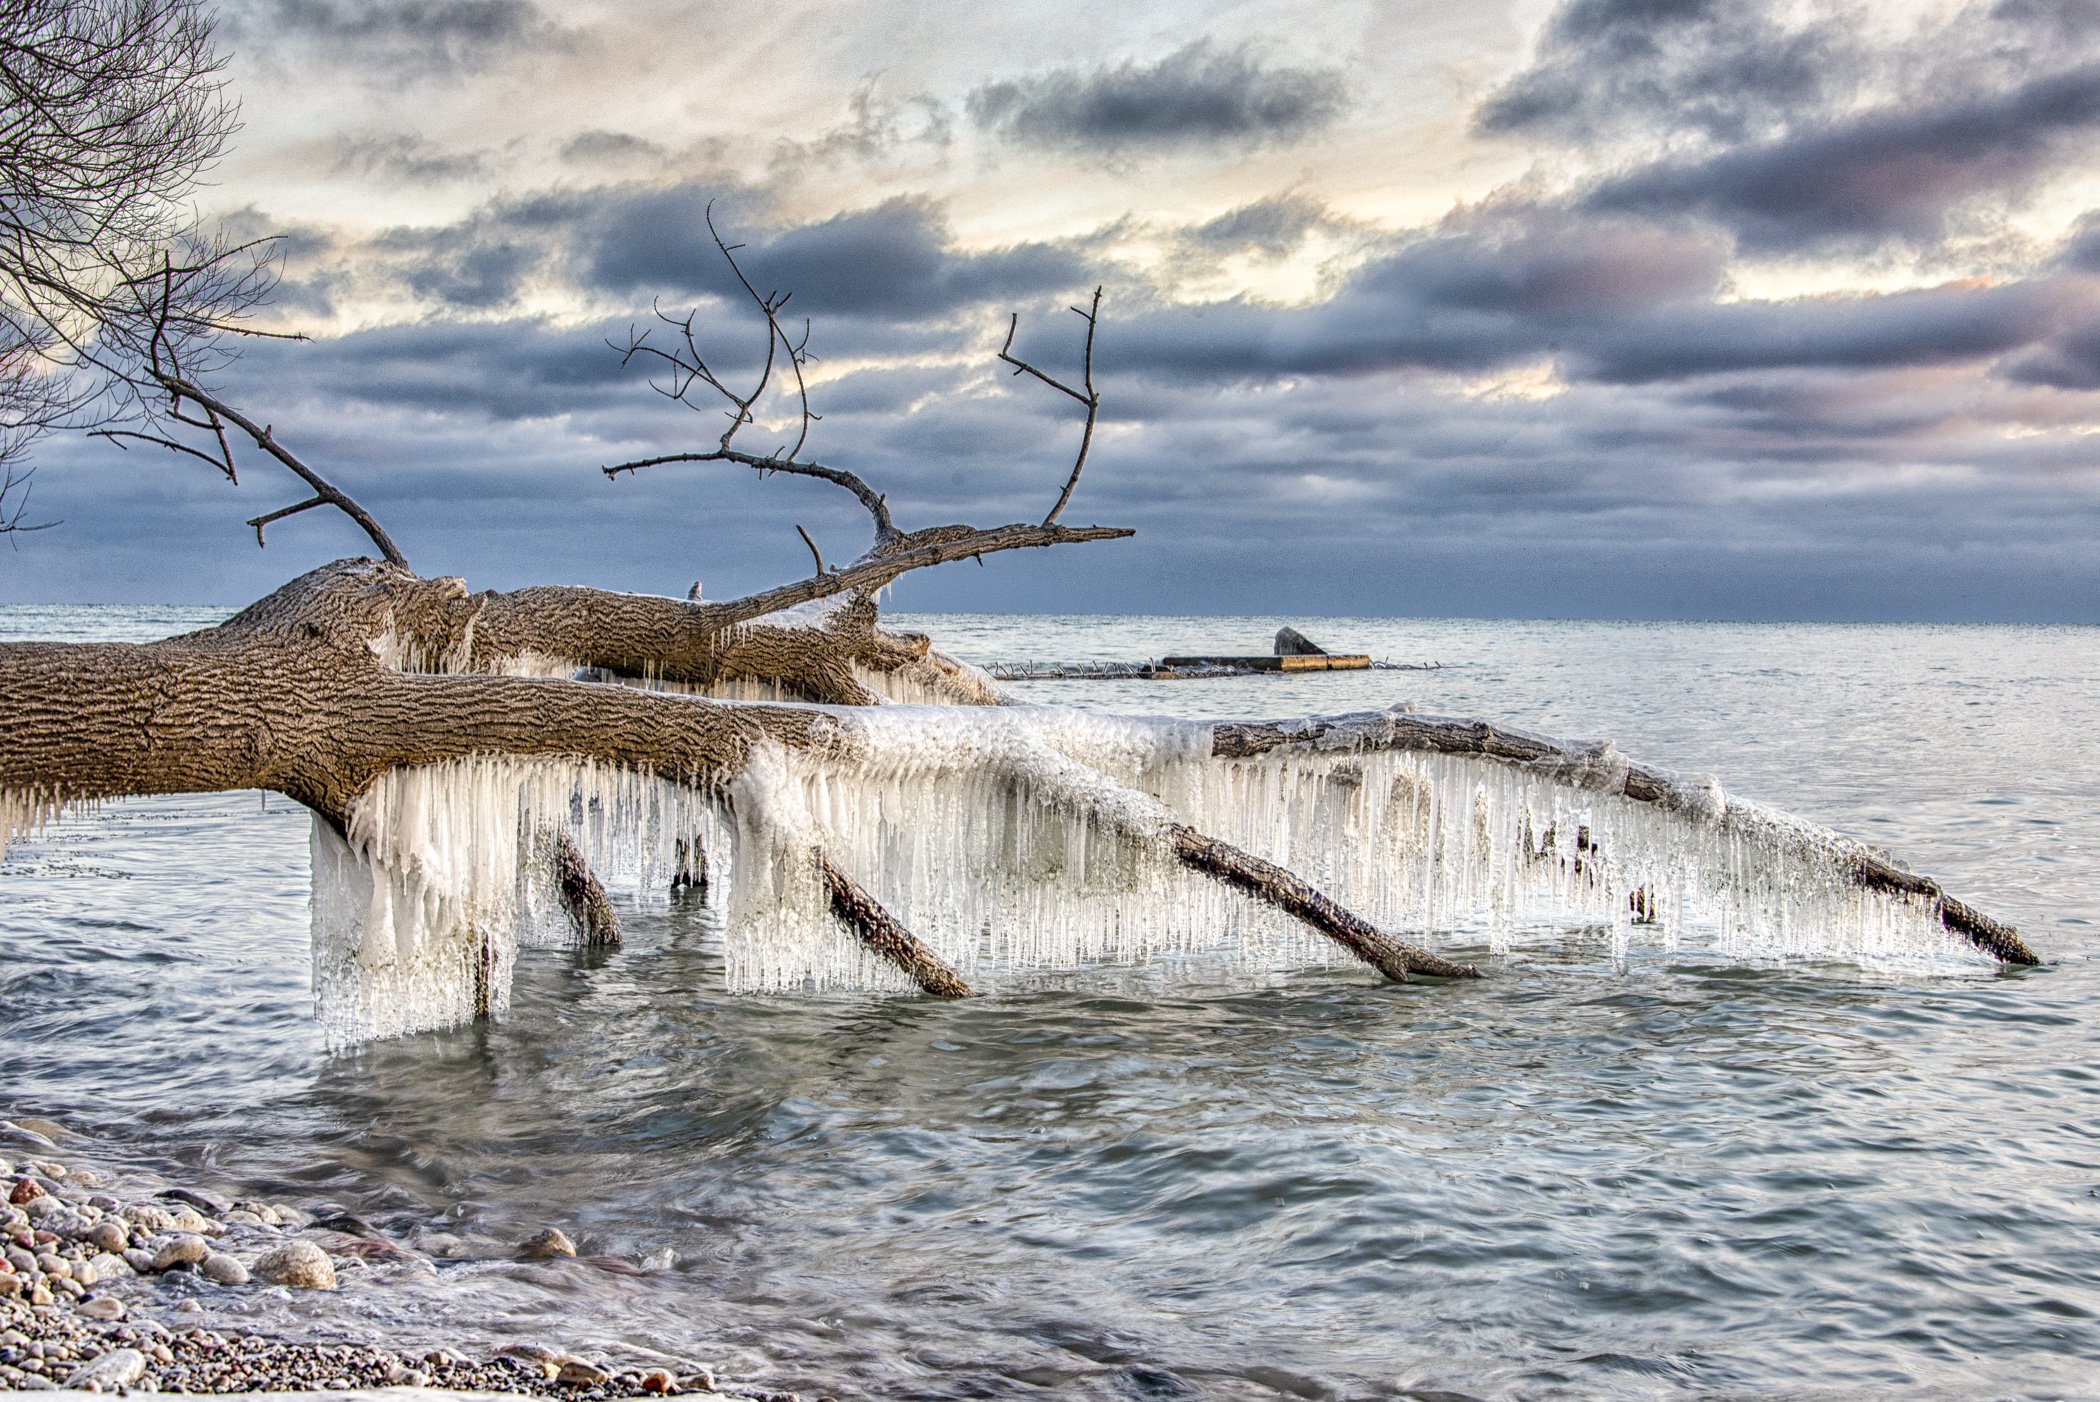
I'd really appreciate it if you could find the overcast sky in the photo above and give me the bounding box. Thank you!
[8,0,2100,620]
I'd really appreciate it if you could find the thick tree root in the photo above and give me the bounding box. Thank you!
[551,831,619,948]
[1167,824,1483,982]
[818,853,972,998]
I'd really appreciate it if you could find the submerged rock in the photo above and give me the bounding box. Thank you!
[517,1227,577,1260]
[200,1252,249,1286]
[151,1233,209,1271]
[252,1240,335,1289]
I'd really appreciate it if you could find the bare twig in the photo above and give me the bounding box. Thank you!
[604,206,892,543]
[150,371,408,568]
[0,463,57,537]
[795,523,827,574]
[1000,286,1102,525]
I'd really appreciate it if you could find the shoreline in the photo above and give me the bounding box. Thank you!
[0,1122,799,1401]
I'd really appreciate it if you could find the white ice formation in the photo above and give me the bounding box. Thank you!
[283,703,1993,1045]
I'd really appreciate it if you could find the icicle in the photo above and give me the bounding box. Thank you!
[311,758,725,1047]
[0,785,68,863]
[303,703,1998,1046]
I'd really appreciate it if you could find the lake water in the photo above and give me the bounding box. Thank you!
[3,608,2097,1399]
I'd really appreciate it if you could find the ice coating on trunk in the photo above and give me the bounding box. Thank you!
[309,704,1990,1045]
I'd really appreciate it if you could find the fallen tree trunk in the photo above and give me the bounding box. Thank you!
[0,558,2037,1045]
[0,558,1494,1028]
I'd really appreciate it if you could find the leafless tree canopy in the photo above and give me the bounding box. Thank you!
[0,0,273,531]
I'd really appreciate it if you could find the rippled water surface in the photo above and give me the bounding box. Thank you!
[4,608,2098,1399]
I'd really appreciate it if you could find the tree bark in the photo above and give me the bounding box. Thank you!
[0,557,2037,1036]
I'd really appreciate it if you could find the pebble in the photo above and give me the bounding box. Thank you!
[149,1234,209,1272]
[119,1204,173,1233]
[199,1252,248,1286]
[62,1346,146,1390]
[0,1146,767,1402]
[83,1253,130,1283]
[81,1222,126,1255]
[558,1358,612,1385]
[518,1227,578,1260]
[251,1240,335,1289]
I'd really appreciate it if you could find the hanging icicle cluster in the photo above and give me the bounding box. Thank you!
[302,704,1997,1045]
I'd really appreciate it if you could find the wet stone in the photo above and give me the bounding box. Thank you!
[199,1252,247,1286]
[251,1240,334,1289]
[149,1234,208,1272]
[75,1298,123,1322]
[82,1222,126,1255]
[518,1228,578,1260]
[558,1358,612,1385]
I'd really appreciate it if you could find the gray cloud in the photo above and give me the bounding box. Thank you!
[968,41,1346,154]
[1482,1,2100,255]
[771,83,953,172]
[333,132,493,183]
[1110,199,2100,395]
[571,189,1090,321]
[559,131,668,169]
[1183,194,1339,258]
[1477,0,1853,146]
[1584,61,2100,253]
[225,0,562,78]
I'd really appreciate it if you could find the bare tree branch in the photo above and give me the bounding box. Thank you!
[710,520,1132,628]
[0,461,56,537]
[150,371,408,568]
[1000,286,1102,526]
[605,444,898,543]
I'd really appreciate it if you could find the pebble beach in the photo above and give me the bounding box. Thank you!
[0,1122,793,1401]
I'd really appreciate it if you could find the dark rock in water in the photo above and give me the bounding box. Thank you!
[517,1227,577,1260]
[1273,626,1329,656]
[156,1188,227,1217]
[313,1211,379,1237]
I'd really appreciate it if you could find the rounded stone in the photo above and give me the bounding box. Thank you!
[150,1234,209,1272]
[0,1273,21,1299]
[556,1358,610,1385]
[251,1241,334,1290]
[516,1228,576,1260]
[199,1253,248,1287]
[63,1347,146,1390]
[76,1297,124,1322]
[120,1206,173,1233]
[82,1222,126,1255]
